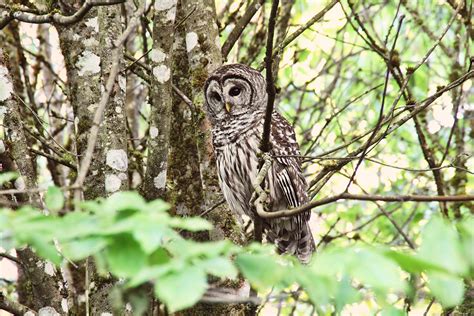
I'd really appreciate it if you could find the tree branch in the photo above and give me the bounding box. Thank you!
[0,0,125,30]
[276,0,339,53]
[260,0,279,153]
[0,292,36,315]
[221,0,265,58]
[254,154,474,219]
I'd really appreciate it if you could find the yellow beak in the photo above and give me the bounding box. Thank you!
[225,102,232,113]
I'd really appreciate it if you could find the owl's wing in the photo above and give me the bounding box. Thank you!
[270,112,309,210]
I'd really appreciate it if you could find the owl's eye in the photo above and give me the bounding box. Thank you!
[229,87,241,96]
[211,92,221,102]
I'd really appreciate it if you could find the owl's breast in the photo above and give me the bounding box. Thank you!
[215,132,261,218]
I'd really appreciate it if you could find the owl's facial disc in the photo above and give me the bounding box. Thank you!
[222,77,252,115]
[205,80,226,119]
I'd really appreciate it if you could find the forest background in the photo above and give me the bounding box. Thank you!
[0,0,473,315]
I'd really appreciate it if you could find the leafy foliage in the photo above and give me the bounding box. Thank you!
[0,190,471,313]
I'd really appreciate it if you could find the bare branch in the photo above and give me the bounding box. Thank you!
[276,0,339,52]
[0,0,125,30]
[260,0,279,153]
[222,0,265,58]
[255,155,474,220]
[0,292,36,315]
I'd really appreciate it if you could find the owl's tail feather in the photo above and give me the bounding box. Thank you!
[269,223,315,264]
[296,223,315,264]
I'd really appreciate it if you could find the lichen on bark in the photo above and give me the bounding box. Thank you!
[0,47,63,313]
[142,0,178,201]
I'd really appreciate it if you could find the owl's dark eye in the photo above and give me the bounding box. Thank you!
[229,86,241,96]
[211,92,221,102]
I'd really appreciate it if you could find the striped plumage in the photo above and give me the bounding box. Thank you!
[204,64,314,263]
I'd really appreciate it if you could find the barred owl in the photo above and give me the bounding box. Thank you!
[204,64,315,263]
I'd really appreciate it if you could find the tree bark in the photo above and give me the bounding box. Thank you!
[142,0,178,200]
[0,47,63,313]
[177,0,248,314]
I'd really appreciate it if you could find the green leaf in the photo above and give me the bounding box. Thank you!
[12,214,60,242]
[57,212,103,241]
[61,237,108,260]
[104,235,147,278]
[0,172,18,185]
[458,216,474,269]
[30,238,61,265]
[169,217,213,231]
[350,248,406,293]
[128,263,176,288]
[295,269,333,306]
[45,186,65,213]
[197,257,238,279]
[335,275,360,313]
[154,265,208,312]
[103,191,147,213]
[148,248,171,265]
[383,250,447,274]
[166,239,235,259]
[80,199,105,213]
[235,254,286,290]
[381,306,406,316]
[427,272,465,308]
[133,226,172,254]
[418,217,467,275]
[146,199,171,213]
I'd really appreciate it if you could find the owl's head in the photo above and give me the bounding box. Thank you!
[204,64,267,124]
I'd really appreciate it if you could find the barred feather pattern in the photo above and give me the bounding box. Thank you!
[204,64,315,263]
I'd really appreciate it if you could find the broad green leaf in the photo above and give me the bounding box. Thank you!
[458,216,474,269]
[235,254,286,290]
[335,275,361,313]
[104,235,147,278]
[148,248,171,265]
[427,272,465,308]
[311,247,352,276]
[197,257,238,279]
[30,237,61,265]
[154,265,208,312]
[61,237,108,260]
[381,306,406,316]
[128,263,176,288]
[44,186,64,213]
[169,217,213,231]
[166,239,235,259]
[0,172,18,185]
[295,268,333,306]
[418,217,467,275]
[383,250,447,274]
[133,226,172,254]
[12,215,60,241]
[103,191,147,213]
[80,199,105,213]
[146,199,171,213]
[350,248,406,293]
[57,212,104,241]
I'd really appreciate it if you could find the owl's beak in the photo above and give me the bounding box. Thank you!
[225,102,232,113]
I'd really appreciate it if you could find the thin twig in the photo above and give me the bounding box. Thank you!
[221,0,264,58]
[30,148,77,171]
[344,15,405,192]
[254,154,474,219]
